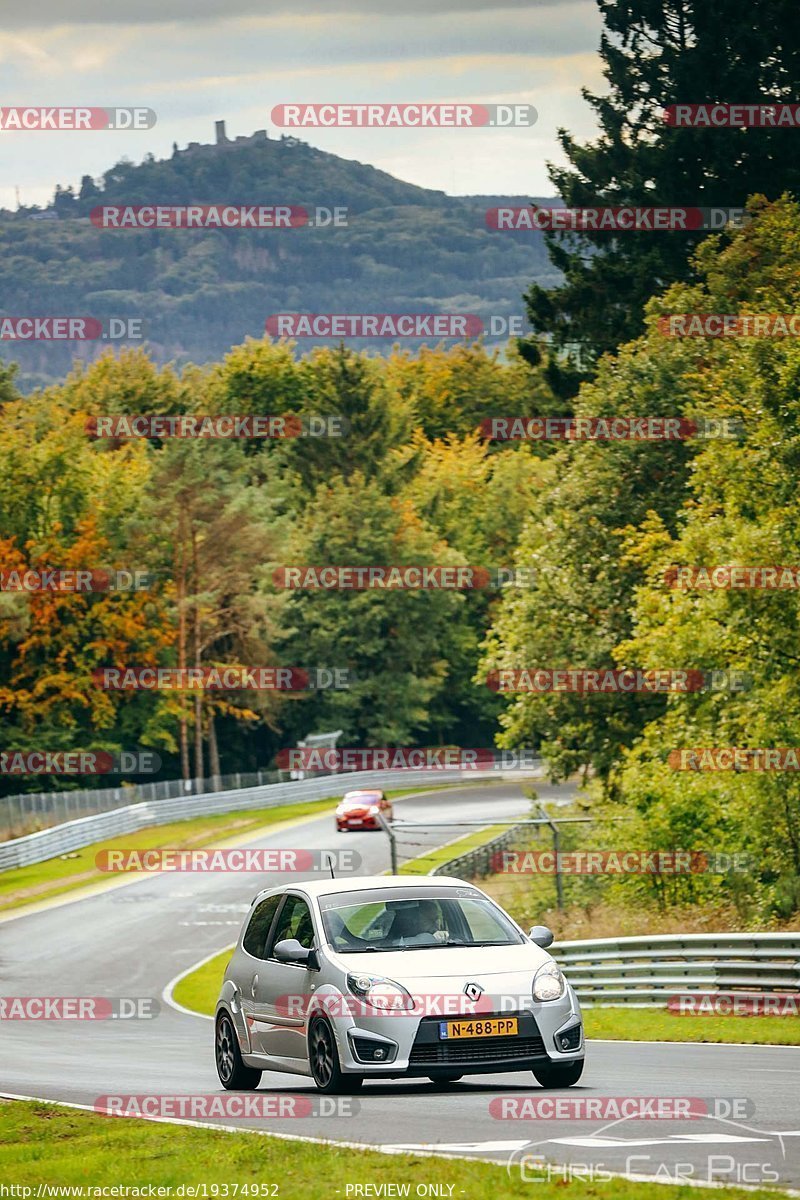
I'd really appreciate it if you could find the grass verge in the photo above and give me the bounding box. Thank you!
[172,947,232,1016]
[583,1006,800,1045]
[0,799,334,914]
[398,823,508,875]
[0,1100,787,1199]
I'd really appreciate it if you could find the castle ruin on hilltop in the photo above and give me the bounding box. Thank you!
[177,120,301,157]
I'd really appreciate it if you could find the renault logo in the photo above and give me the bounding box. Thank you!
[464,981,483,1002]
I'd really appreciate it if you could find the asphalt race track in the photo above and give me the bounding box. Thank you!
[2,780,799,1189]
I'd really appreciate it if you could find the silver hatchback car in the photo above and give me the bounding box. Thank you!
[215,875,584,1093]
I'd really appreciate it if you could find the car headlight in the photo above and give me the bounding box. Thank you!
[532,961,566,1001]
[347,973,413,1011]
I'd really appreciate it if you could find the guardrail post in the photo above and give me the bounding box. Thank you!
[375,810,397,873]
[536,803,563,910]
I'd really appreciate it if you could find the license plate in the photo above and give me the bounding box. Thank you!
[439,1017,518,1040]
[349,819,363,825]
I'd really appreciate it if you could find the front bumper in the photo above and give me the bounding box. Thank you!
[328,985,583,1077]
[404,1009,548,1075]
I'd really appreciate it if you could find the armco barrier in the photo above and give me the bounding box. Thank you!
[549,932,800,1006]
[0,767,287,839]
[426,839,799,1007]
[431,824,529,879]
[0,768,475,873]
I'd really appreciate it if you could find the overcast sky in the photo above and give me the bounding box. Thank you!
[0,0,604,208]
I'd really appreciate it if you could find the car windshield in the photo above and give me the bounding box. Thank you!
[318,886,525,952]
[342,794,380,807]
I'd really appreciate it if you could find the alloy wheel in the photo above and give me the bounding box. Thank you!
[215,1014,235,1083]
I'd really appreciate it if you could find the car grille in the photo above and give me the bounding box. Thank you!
[409,1035,546,1065]
[408,1011,545,1066]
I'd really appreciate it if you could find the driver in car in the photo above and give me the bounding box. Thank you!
[388,899,446,945]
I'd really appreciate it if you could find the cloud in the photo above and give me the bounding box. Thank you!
[8,0,585,27]
[0,8,600,85]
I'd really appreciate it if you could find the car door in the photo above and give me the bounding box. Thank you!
[237,893,283,1052]
[252,892,319,1067]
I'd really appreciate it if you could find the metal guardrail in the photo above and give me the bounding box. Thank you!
[426,837,799,1007]
[549,932,800,1006]
[431,824,529,879]
[0,768,476,873]
[0,768,289,840]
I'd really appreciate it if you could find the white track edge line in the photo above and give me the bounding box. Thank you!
[162,945,234,1021]
[1,1091,796,1194]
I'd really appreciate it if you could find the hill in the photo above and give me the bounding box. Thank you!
[0,125,558,390]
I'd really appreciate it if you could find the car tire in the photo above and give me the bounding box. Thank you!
[215,1011,262,1090]
[532,1058,584,1088]
[427,1074,463,1085]
[309,1016,363,1093]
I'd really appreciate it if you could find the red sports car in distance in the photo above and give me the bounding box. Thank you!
[335,790,393,831]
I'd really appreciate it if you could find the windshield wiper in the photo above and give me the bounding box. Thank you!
[337,939,500,953]
[466,941,517,946]
[335,945,391,953]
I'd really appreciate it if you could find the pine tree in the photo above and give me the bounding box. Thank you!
[524,0,800,393]
[78,174,100,202]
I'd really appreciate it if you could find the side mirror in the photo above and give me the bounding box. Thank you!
[273,938,317,967]
[528,925,554,949]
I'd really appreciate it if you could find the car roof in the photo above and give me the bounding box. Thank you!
[253,874,476,903]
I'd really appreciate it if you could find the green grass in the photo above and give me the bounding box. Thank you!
[0,1100,787,1199]
[398,823,508,875]
[0,798,336,913]
[173,947,232,1016]
[584,1005,800,1045]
